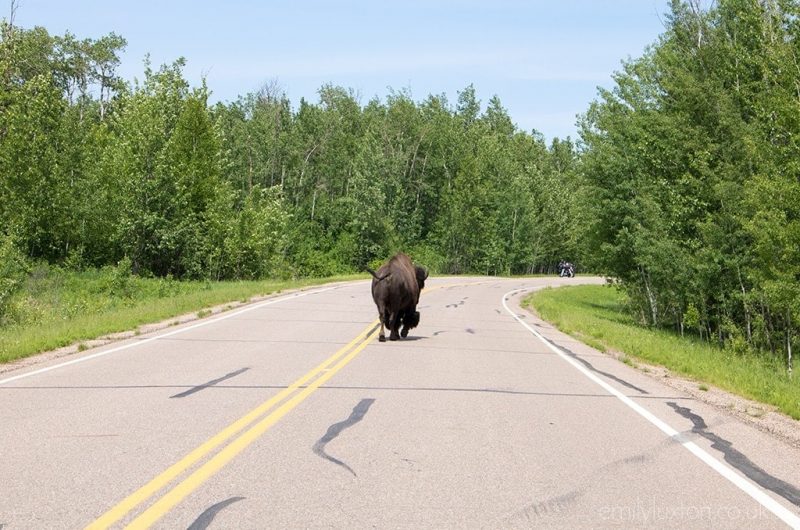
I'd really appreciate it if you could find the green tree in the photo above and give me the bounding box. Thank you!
[579,0,800,366]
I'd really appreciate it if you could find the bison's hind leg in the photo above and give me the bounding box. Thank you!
[400,310,420,338]
[377,308,388,342]
[388,311,401,341]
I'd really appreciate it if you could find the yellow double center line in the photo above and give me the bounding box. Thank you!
[87,320,381,530]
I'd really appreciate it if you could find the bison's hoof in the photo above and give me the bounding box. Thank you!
[389,334,399,341]
[400,328,409,338]
[379,335,386,342]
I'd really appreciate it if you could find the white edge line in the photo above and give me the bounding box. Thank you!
[502,287,800,529]
[0,285,342,386]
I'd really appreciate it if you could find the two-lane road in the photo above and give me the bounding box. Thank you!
[1,276,799,528]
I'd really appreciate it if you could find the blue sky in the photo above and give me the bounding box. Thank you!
[13,0,671,141]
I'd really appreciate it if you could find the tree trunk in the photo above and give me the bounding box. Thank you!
[737,265,752,343]
[640,267,658,326]
[788,309,793,377]
[247,135,253,191]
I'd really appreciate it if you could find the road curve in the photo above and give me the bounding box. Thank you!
[0,276,799,529]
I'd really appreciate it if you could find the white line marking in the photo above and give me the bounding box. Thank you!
[0,285,342,386]
[502,288,800,529]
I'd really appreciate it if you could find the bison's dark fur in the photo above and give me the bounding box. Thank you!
[367,253,427,342]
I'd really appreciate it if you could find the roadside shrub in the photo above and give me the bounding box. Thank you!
[219,187,290,280]
[0,234,30,321]
[107,257,135,298]
[406,243,445,275]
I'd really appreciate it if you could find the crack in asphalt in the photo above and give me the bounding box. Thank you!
[433,328,476,336]
[556,343,649,395]
[502,437,661,525]
[187,496,245,530]
[667,402,800,508]
[313,398,375,477]
[519,491,584,521]
[0,384,684,399]
[169,367,250,398]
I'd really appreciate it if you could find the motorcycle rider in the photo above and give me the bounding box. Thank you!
[558,260,575,278]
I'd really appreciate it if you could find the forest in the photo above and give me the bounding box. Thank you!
[1,0,799,368]
[0,20,581,282]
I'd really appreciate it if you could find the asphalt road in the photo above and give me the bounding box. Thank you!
[1,276,799,529]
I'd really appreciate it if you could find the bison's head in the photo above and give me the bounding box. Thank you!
[415,265,428,290]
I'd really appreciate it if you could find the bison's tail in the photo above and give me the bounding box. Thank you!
[366,268,391,282]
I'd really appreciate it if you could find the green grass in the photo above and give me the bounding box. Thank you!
[523,284,800,420]
[0,265,362,364]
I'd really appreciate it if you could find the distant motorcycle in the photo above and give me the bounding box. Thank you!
[557,261,575,278]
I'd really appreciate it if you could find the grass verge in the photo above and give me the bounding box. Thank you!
[0,265,362,364]
[523,284,800,420]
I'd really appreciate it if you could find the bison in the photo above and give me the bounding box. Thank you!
[367,253,428,342]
